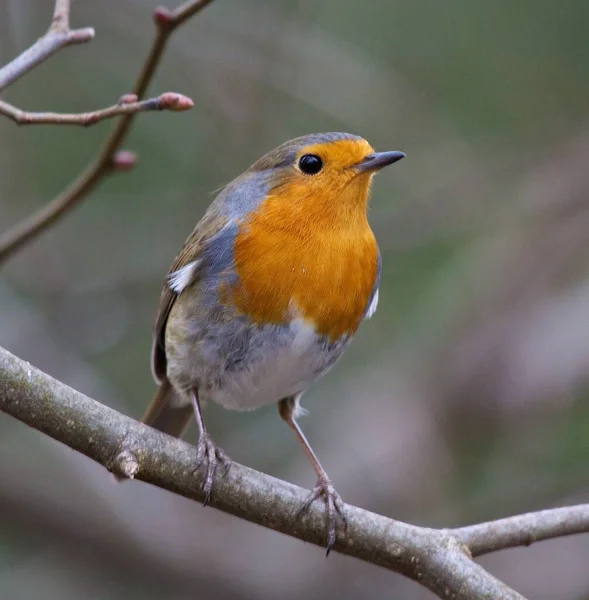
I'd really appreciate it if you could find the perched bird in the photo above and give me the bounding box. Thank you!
[142,132,404,551]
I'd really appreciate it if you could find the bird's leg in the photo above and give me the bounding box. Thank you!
[278,396,348,554]
[190,388,231,506]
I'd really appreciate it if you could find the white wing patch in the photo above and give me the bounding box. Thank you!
[167,259,200,294]
[365,288,379,319]
[290,317,318,354]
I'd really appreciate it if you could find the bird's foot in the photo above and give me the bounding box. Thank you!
[297,475,348,555]
[195,432,231,506]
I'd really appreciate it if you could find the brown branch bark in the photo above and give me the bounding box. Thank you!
[0,92,193,126]
[4,343,575,600]
[0,0,95,92]
[452,505,589,556]
[0,0,215,265]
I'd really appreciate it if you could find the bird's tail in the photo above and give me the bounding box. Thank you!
[141,379,193,438]
[114,379,192,481]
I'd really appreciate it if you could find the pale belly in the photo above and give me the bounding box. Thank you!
[165,315,350,410]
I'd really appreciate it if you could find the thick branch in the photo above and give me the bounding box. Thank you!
[0,93,193,126]
[0,0,94,92]
[0,345,523,600]
[0,0,214,265]
[452,505,589,556]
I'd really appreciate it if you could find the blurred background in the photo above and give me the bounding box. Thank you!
[2,0,589,598]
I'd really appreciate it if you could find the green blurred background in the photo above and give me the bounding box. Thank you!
[2,1,589,598]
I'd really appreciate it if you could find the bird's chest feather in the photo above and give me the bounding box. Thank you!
[223,197,379,341]
[166,298,350,409]
[211,318,349,410]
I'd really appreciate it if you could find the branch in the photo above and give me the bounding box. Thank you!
[0,93,194,126]
[0,0,95,93]
[0,344,527,600]
[0,0,215,265]
[452,505,589,556]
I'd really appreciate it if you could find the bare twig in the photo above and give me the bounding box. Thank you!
[0,344,525,600]
[452,505,589,556]
[0,0,215,265]
[0,0,94,93]
[0,93,193,126]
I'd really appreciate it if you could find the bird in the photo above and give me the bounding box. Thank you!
[140,132,404,552]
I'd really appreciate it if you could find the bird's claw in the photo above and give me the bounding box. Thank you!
[195,432,231,506]
[297,476,348,555]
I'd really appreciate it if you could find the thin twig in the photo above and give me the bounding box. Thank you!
[452,505,589,556]
[0,93,193,126]
[0,344,523,600]
[0,0,94,92]
[0,0,215,265]
[51,0,71,31]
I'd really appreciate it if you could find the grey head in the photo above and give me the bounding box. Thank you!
[213,132,365,219]
[247,132,365,172]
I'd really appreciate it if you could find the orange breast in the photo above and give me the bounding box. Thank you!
[223,178,379,341]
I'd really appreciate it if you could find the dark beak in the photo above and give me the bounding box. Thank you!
[356,150,405,173]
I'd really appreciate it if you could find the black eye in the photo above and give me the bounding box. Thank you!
[298,154,323,175]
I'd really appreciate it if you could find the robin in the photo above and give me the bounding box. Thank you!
[141,132,404,551]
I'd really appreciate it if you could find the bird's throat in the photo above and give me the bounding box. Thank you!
[225,187,379,340]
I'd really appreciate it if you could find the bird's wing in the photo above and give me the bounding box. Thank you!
[151,210,229,383]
